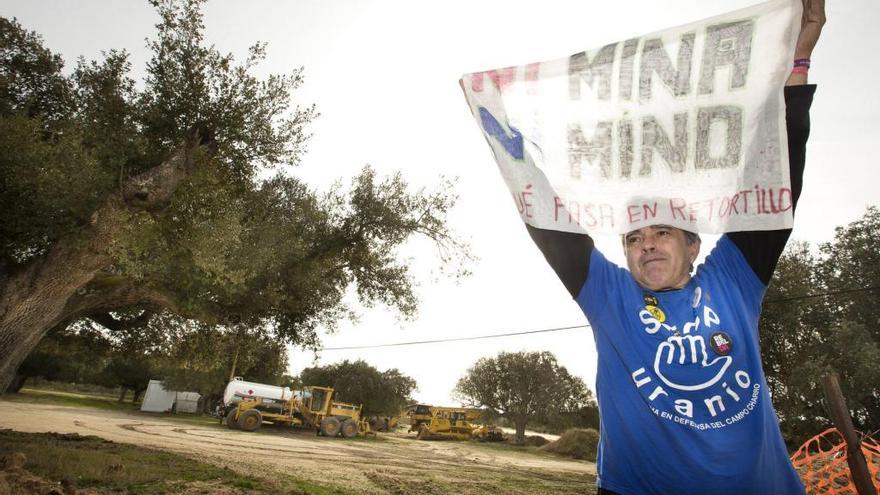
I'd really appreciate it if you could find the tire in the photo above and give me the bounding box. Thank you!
[320,417,341,437]
[238,409,262,432]
[225,408,239,429]
[340,419,359,438]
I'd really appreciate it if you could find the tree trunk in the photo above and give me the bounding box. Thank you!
[133,386,146,403]
[0,130,213,394]
[118,387,128,402]
[8,374,27,393]
[514,417,527,446]
[0,225,117,395]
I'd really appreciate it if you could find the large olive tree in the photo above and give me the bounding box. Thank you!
[454,351,591,445]
[0,0,469,393]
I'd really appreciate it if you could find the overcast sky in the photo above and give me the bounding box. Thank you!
[3,0,877,406]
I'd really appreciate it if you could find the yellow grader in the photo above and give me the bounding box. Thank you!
[222,382,371,438]
[406,404,505,442]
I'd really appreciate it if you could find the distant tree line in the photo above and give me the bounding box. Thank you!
[11,316,290,411]
[300,359,417,416]
[13,324,417,417]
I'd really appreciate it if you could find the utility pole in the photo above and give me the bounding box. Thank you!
[228,348,238,382]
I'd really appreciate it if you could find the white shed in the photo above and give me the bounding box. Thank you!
[140,380,202,414]
[174,391,201,414]
[140,379,176,413]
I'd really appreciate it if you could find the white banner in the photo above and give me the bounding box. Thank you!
[461,0,802,234]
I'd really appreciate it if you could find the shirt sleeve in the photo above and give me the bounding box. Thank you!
[524,224,594,298]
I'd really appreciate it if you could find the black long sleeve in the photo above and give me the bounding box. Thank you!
[525,224,594,297]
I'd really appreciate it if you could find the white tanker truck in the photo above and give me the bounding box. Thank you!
[219,377,370,437]
[222,377,295,407]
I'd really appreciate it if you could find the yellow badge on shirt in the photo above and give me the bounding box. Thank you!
[645,305,666,322]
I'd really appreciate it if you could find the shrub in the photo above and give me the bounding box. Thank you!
[542,428,599,461]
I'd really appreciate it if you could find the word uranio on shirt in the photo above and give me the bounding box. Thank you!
[630,303,756,422]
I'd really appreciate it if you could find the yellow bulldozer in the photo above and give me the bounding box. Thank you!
[406,404,505,442]
[367,414,400,432]
[406,403,435,433]
[224,384,371,437]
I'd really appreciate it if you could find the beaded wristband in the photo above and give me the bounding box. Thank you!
[791,66,809,75]
[793,58,811,68]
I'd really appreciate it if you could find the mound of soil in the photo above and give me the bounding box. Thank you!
[542,428,599,461]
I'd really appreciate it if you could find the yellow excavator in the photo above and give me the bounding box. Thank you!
[224,384,371,437]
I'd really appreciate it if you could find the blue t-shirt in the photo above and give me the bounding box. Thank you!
[577,236,805,495]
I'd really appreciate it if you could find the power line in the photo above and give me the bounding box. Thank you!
[321,324,588,351]
[320,285,879,351]
[764,285,880,304]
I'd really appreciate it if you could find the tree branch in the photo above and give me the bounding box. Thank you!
[121,125,216,211]
[85,310,155,332]
[61,279,219,326]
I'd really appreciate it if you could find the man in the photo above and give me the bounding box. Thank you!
[524,1,825,493]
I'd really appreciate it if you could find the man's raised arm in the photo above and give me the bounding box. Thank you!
[728,0,825,285]
[525,225,595,298]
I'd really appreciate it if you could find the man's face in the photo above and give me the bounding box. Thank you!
[624,225,700,291]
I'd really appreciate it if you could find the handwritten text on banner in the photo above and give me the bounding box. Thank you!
[461,0,802,234]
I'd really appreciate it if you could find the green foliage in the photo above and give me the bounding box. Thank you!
[761,206,880,448]
[156,319,289,398]
[453,351,592,445]
[819,206,880,334]
[0,17,128,264]
[15,326,113,388]
[140,0,314,179]
[15,313,290,406]
[99,356,154,397]
[300,359,416,415]
[0,116,113,263]
[0,17,73,127]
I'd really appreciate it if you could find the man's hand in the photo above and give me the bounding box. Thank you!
[787,0,826,85]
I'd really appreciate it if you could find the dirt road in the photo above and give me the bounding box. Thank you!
[0,401,596,494]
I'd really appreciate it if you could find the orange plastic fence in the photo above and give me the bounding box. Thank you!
[790,427,880,495]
